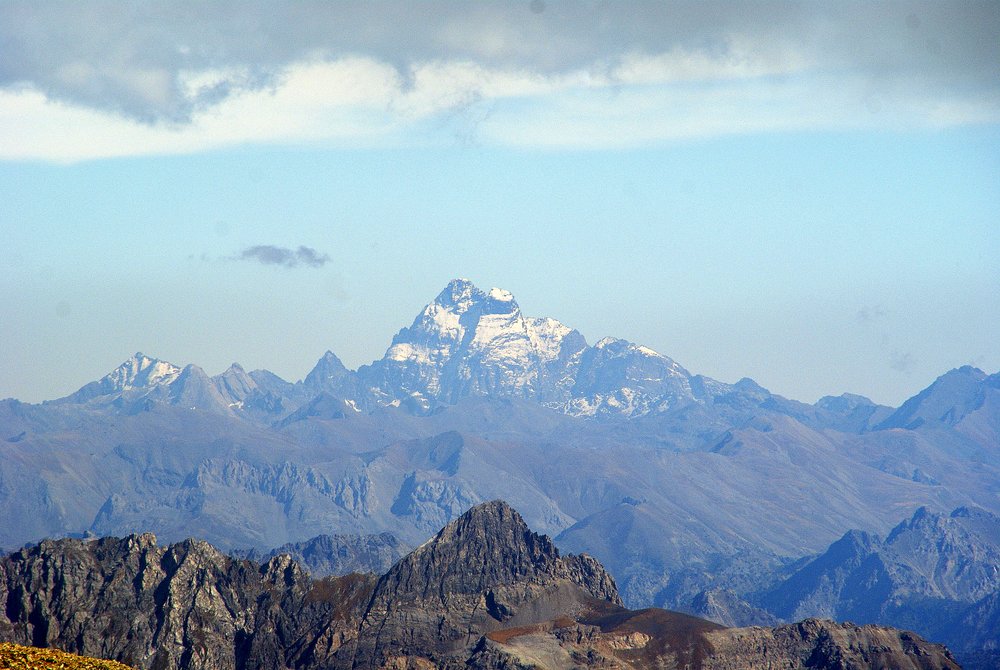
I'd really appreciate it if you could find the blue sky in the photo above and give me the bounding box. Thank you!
[1,1,998,405]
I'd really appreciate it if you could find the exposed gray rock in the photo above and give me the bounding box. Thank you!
[351,500,621,668]
[244,531,406,577]
[685,588,779,628]
[704,619,959,670]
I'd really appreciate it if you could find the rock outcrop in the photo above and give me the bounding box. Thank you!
[704,618,960,670]
[0,533,372,670]
[350,500,621,668]
[242,532,406,578]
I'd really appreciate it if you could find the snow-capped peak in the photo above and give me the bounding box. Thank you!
[433,278,485,314]
[593,338,665,359]
[594,336,622,349]
[372,280,583,402]
[105,353,181,391]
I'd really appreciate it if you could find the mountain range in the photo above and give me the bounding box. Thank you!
[750,505,1000,664]
[0,501,960,670]
[2,278,999,665]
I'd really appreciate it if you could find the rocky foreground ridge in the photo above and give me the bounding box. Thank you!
[0,501,958,670]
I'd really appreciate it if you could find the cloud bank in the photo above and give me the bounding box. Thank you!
[237,245,330,269]
[2,1,998,160]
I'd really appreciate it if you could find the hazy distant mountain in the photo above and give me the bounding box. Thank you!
[56,352,181,405]
[242,531,407,577]
[352,278,588,409]
[876,366,1000,453]
[49,280,987,437]
[756,506,1000,668]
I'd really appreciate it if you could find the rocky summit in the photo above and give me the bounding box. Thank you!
[0,501,959,670]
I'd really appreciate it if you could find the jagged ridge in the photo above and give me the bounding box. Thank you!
[0,502,959,670]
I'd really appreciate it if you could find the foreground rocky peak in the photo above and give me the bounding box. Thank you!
[371,500,620,606]
[352,500,621,667]
[0,532,371,670]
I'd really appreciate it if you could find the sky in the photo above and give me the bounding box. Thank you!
[1,1,998,407]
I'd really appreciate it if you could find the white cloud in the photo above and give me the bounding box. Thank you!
[2,48,998,162]
[1,2,997,161]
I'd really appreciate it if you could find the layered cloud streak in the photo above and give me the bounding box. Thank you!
[236,245,331,269]
[2,1,998,160]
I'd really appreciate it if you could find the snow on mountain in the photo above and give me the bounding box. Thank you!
[566,336,695,417]
[58,352,181,403]
[58,280,782,421]
[358,278,587,406]
[59,353,284,418]
[57,279,736,420]
[108,352,181,390]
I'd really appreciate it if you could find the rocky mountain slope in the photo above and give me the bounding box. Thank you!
[0,642,135,670]
[0,502,959,670]
[751,506,1000,668]
[241,532,406,578]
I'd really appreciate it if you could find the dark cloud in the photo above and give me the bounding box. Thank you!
[237,245,330,269]
[1,1,997,122]
[890,351,916,373]
[856,305,888,323]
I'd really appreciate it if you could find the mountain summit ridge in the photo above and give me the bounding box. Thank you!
[56,279,721,420]
[48,280,1000,430]
[360,278,587,408]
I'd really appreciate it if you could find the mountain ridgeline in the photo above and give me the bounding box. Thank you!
[0,501,960,670]
[2,279,999,666]
[35,278,998,437]
[47,279,719,420]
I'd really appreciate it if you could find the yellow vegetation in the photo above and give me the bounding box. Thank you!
[0,642,134,670]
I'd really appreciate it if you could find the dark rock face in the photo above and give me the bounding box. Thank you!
[351,500,621,668]
[703,619,960,670]
[0,502,962,670]
[0,534,370,670]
